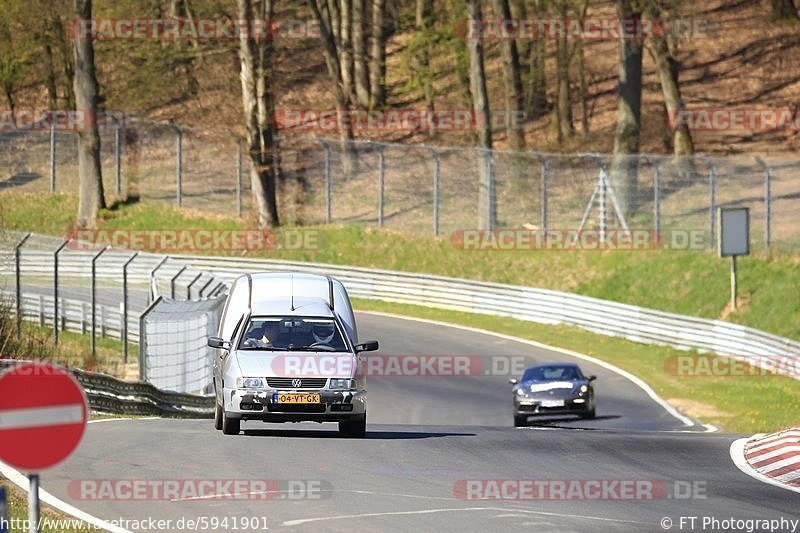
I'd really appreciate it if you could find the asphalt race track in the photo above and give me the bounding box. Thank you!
[23,313,800,532]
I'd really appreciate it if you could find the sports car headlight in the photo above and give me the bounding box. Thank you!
[579,384,588,394]
[236,377,265,388]
[515,388,527,396]
[330,378,356,389]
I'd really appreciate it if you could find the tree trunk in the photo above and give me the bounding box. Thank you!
[491,0,525,150]
[44,43,58,109]
[73,0,105,228]
[577,38,589,135]
[554,0,573,143]
[414,0,435,114]
[465,0,494,229]
[339,0,355,105]
[238,0,279,227]
[352,0,371,108]
[609,0,643,221]
[770,0,799,20]
[309,0,357,176]
[368,0,386,108]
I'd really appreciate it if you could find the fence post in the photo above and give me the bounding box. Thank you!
[642,154,660,238]
[171,265,188,299]
[236,142,243,217]
[324,144,332,224]
[122,252,139,364]
[428,147,441,236]
[699,154,717,249]
[91,246,109,357]
[754,157,771,249]
[148,256,169,304]
[115,121,122,195]
[49,122,56,193]
[531,151,547,232]
[53,239,70,345]
[377,146,385,228]
[175,126,183,207]
[14,233,31,337]
[138,296,163,382]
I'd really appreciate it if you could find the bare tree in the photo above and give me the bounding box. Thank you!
[553,0,574,143]
[465,0,494,229]
[770,0,799,20]
[73,0,106,228]
[609,0,644,220]
[368,0,386,108]
[412,0,435,114]
[491,0,525,150]
[352,0,371,108]
[238,0,279,227]
[645,2,694,157]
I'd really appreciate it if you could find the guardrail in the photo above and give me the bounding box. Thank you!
[175,254,800,380]
[0,360,214,417]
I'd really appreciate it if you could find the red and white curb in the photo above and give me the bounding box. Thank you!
[730,426,800,493]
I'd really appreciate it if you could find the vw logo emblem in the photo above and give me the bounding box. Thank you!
[292,378,302,388]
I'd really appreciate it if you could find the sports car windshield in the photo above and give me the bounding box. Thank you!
[238,317,348,352]
[522,365,583,382]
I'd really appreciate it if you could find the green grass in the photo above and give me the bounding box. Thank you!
[352,298,800,434]
[1,482,94,533]
[3,192,796,339]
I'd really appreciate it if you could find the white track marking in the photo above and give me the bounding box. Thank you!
[282,506,649,527]
[730,438,800,494]
[360,310,705,430]
[0,460,132,533]
[0,404,84,430]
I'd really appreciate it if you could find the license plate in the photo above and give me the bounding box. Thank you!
[274,393,320,404]
[541,399,564,408]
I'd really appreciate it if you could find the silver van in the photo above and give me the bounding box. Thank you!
[207,272,379,437]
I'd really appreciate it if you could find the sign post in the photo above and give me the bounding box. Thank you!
[0,486,7,533]
[718,207,750,310]
[0,363,88,533]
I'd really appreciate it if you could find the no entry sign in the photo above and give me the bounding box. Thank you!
[0,362,88,471]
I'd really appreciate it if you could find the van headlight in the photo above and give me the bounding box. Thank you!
[237,377,265,388]
[329,378,356,389]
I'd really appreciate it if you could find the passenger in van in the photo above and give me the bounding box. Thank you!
[242,321,284,349]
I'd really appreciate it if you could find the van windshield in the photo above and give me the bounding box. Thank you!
[238,317,348,352]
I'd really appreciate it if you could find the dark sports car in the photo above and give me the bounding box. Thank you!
[510,363,596,426]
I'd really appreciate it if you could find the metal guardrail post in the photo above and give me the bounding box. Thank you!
[14,233,31,337]
[699,154,717,249]
[49,122,56,193]
[236,142,243,217]
[175,126,183,207]
[122,252,139,364]
[324,144,332,224]
[755,157,771,249]
[171,265,188,299]
[138,296,163,382]
[91,246,109,357]
[186,272,203,299]
[428,147,441,236]
[377,146,385,228]
[531,151,547,232]
[198,277,215,298]
[53,239,71,345]
[149,256,169,304]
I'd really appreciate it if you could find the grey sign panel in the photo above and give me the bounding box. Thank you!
[718,207,749,257]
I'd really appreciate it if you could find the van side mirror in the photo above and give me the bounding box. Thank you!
[355,340,379,353]
[208,336,231,350]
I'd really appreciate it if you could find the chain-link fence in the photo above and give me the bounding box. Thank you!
[2,121,798,249]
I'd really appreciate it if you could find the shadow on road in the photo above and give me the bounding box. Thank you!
[242,428,477,440]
